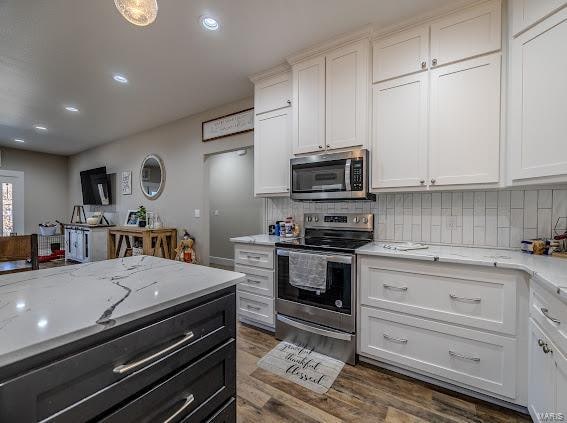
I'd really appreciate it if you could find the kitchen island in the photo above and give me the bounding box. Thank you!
[0,256,244,422]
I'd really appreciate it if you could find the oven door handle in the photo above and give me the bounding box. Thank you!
[345,159,352,192]
[277,315,353,341]
[276,249,352,264]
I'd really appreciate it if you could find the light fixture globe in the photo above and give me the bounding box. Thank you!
[114,0,158,27]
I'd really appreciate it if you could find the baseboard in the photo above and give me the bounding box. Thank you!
[358,355,529,415]
[209,256,234,267]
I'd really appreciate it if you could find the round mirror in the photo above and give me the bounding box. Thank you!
[140,154,165,200]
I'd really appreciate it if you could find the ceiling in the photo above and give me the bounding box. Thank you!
[0,0,463,156]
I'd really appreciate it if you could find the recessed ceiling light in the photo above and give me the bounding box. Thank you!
[13,138,25,143]
[34,125,48,132]
[64,105,80,113]
[113,74,129,84]
[200,16,219,31]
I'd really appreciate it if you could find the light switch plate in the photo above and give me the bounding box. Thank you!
[194,209,200,218]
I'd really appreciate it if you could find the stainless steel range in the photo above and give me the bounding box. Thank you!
[274,213,374,365]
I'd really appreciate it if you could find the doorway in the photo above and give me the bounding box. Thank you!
[206,147,263,269]
[0,170,24,235]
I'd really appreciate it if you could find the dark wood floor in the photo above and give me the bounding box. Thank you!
[236,323,531,423]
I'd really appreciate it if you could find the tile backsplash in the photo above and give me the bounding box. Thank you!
[265,188,567,250]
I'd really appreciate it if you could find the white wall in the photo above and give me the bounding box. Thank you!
[0,148,69,234]
[68,97,254,264]
[206,147,263,262]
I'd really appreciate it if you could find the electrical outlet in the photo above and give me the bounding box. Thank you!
[213,210,220,216]
[446,216,458,230]
[194,209,200,218]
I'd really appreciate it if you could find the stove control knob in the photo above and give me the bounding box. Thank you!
[353,217,360,223]
[307,216,312,222]
[362,217,368,224]
[314,216,319,222]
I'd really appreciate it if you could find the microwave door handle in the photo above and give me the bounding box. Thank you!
[345,159,351,191]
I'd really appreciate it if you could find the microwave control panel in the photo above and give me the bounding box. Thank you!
[352,160,363,191]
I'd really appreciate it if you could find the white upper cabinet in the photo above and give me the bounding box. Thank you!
[429,53,501,186]
[371,73,428,189]
[292,56,326,154]
[372,25,429,83]
[509,7,567,182]
[254,72,291,115]
[254,107,291,196]
[430,0,501,68]
[325,40,369,151]
[512,0,567,36]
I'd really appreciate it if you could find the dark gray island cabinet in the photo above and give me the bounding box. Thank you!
[0,256,243,422]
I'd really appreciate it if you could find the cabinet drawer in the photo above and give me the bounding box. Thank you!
[235,264,274,297]
[360,306,517,398]
[359,256,518,334]
[0,293,235,422]
[531,281,567,356]
[234,245,274,269]
[237,291,274,326]
[100,340,236,423]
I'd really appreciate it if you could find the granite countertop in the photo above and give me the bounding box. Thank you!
[356,243,567,301]
[229,234,287,246]
[0,256,244,369]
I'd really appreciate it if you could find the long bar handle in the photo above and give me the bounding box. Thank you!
[541,307,561,325]
[383,284,408,292]
[449,294,481,303]
[449,350,480,362]
[163,394,195,423]
[113,331,195,374]
[383,333,408,344]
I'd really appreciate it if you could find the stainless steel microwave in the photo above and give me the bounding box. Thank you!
[290,149,374,201]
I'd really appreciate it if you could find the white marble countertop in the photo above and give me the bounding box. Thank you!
[0,256,244,369]
[356,243,567,301]
[229,234,287,246]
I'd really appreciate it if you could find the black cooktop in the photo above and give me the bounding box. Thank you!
[275,237,372,254]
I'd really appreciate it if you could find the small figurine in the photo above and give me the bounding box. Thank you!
[174,230,197,263]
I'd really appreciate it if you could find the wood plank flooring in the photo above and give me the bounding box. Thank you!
[236,323,531,423]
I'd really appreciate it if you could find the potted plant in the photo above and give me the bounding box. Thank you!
[137,205,147,228]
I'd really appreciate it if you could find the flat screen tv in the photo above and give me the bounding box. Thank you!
[80,167,112,205]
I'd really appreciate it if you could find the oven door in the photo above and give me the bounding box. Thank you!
[275,248,355,333]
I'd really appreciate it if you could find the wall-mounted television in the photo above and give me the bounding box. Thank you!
[80,167,112,205]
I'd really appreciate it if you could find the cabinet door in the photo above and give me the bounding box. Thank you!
[66,229,75,260]
[292,56,325,154]
[430,0,501,67]
[372,25,429,83]
[429,53,500,186]
[512,0,567,36]
[509,8,567,181]
[254,108,291,196]
[254,73,291,115]
[325,40,369,151]
[371,73,428,189]
[556,347,567,417]
[75,230,85,261]
[528,320,555,422]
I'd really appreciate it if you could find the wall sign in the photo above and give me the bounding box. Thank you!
[202,108,254,141]
[121,171,132,195]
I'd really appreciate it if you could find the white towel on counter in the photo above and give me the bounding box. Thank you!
[289,251,328,293]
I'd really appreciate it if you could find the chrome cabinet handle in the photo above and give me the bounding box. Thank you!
[383,284,408,292]
[432,58,438,66]
[430,178,436,184]
[538,339,545,347]
[247,304,262,311]
[449,350,480,362]
[246,254,262,260]
[421,61,427,69]
[318,145,323,149]
[245,278,262,284]
[383,333,408,344]
[326,144,331,149]
[113,331,195,374]
[420,180,425,185]
[450,294,481,303]
[541,307,560,324]
[543,344,553,354]
[287,99,292,105]
[163,394,195,423]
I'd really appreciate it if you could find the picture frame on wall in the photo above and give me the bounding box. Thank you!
[202,108,254,142]
[125,210,139,226]
[121,171,132,195]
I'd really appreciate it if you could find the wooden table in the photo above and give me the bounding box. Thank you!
[107,227,178,260]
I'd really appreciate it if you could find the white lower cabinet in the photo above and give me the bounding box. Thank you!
[358,255,526,403]
[65,225,108,263]
[233,243,275,330]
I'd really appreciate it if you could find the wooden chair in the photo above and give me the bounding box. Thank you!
[0,234,39,274]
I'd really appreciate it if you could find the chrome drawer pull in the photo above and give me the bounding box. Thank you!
[246,278,261,284]
[113,331,195,374]
[247,304,262,311]
[383,333,408,344]
[449,350,480,362]
[541,307,561,325]
[246,254,262,260]
[449,294,481,303]
[163,394,195,423]
[383,284,408,292]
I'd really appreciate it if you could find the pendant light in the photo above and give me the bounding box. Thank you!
[114,0,158,27]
